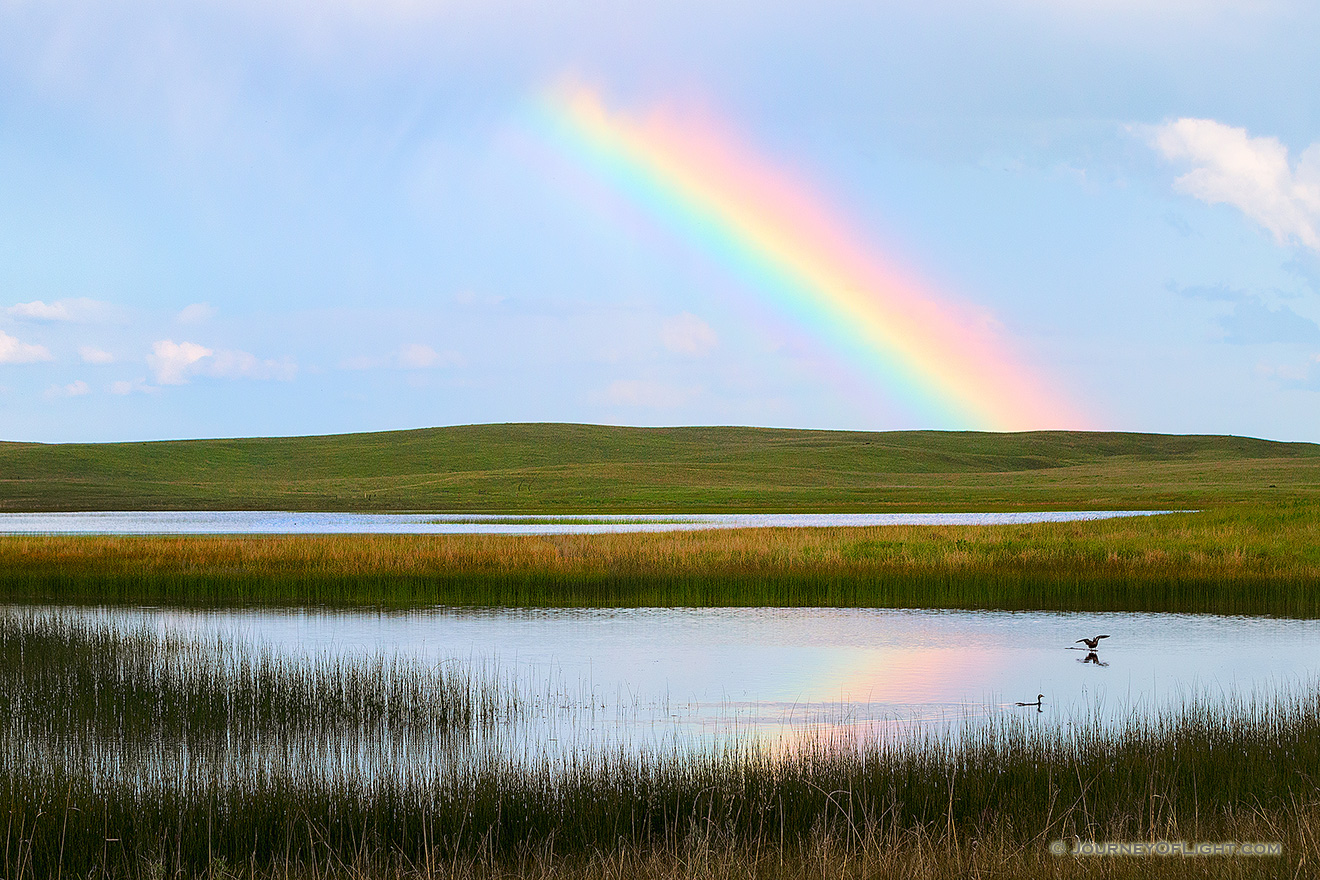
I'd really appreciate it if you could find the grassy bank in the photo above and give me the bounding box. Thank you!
[2,424,1319,512]
[3,503,1318,615]
[5,425,1317,616]
[2,612,1314,878]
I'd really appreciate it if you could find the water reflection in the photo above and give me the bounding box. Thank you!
[25,604,1320,741]
[5,604,1320,793]
[0,509,1180,535]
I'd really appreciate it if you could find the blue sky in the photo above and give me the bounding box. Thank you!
[1,0,1319,442]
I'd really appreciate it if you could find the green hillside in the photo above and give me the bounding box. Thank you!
[1,423,1318,511]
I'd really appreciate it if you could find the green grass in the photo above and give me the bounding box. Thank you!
[2,424,1318,616]
[2,610,1316,878]
[425,516,697,525]
[2,423,1318,512]
[2,502,1318,615]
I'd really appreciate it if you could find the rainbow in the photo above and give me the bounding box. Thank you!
[529,85,1085,431]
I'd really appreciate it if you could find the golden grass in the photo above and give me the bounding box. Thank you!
[1,505,1316,581]
[1,504,1317,614]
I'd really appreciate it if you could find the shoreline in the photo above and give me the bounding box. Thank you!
[0,503,1314,616]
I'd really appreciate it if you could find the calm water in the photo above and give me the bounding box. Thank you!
[72,605,1320,753]
[0,509,1178,535]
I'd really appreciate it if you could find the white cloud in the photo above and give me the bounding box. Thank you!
[341,344,465,370]
[147,339,213,384]
[602,379,699,408]
[45,380,90,399]
[79,346,115,364]
[146,340,297,384]
[1218,300,1320,345]
[8,301,68,321]
[397,343,463,369]
[206,349,297,381]
[1257,353,1320,390]
[0,331,53,364]
[109,378,158,395]
[176,302,217,324]
[7,298,116,323]
[660,312,719,357]
[1151,118,1320,251]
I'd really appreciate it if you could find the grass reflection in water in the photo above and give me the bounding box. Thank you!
[2,609,1317,879]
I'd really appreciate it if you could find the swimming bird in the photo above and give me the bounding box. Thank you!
[1075,635,1110,650]
[1015,694,1044,708]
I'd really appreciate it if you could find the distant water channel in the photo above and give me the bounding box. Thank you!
[66,605,1320,756]
[0,509,1178,535]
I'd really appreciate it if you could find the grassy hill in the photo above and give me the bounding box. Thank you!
[1,423,1318,511]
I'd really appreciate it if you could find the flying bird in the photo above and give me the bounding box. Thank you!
[1075,635,1110,650]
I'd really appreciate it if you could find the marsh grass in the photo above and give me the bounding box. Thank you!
[268,824,1309,880]
[0,611,512,743]
[1,612,1318,877]
[3,503,1318,615]
[5,691,1317,877]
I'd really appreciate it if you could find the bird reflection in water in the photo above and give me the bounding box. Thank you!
[1078,651,1109,667]
[1015,693,1045,712]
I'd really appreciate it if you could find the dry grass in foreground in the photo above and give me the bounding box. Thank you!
[73,818,1313,880]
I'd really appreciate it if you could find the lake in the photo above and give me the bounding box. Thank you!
[54,604,1319,756]
[0,509,1179,535]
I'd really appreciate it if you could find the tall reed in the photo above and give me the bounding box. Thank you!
[0,611,511,742]
[2,611,1317,877]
